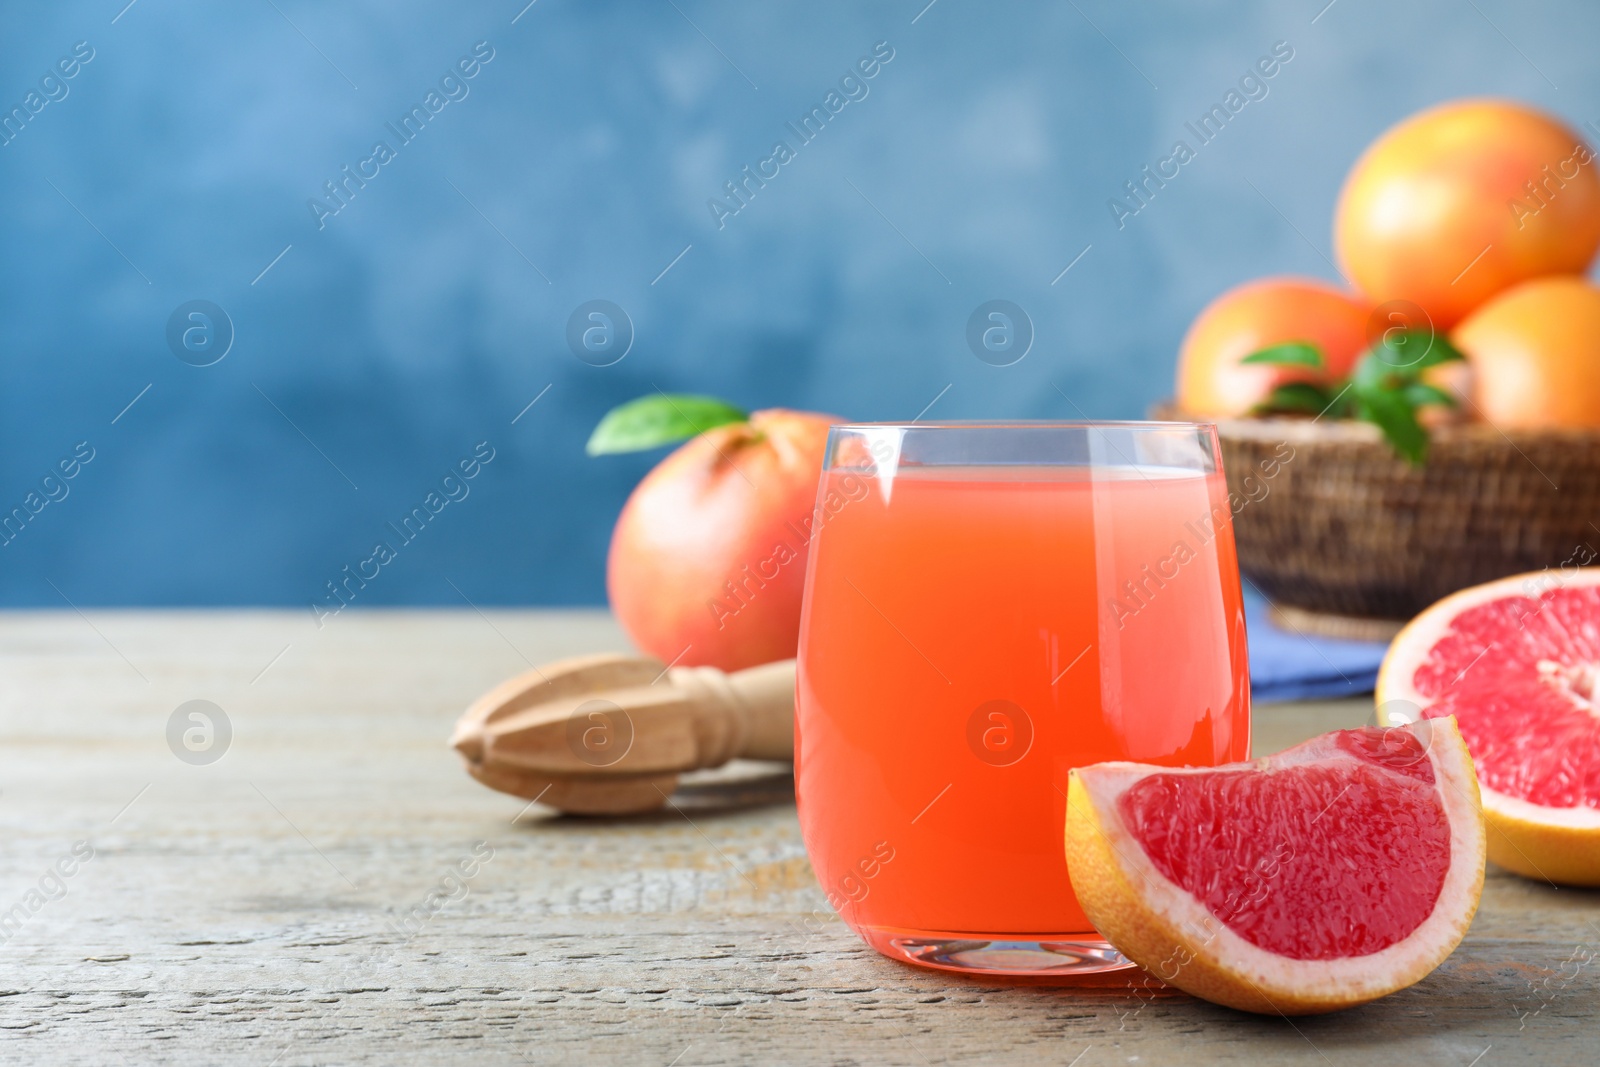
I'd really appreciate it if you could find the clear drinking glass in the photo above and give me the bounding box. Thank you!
[794,422,1250,975]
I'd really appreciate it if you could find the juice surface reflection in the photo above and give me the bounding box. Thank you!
[795,464,1250,937]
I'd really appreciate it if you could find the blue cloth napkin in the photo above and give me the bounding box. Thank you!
[1245,591,1389,703]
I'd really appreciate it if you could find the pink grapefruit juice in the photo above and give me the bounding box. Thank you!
[796,463,1250,938]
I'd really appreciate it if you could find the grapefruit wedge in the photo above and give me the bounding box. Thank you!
[1379,569,1600,885]
[1065,720,1485,1014]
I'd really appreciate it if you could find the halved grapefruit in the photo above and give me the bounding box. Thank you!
[1065,720,1485,1014]
[1378,568,1600,885]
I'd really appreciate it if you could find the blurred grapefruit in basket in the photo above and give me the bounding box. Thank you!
[590,395,839,672]
[1176,276,1372,418]
[1166,98,1600,635]
[1335,98,1600,329]
[1452,276,1600,428]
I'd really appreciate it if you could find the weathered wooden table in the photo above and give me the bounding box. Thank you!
[2,611,1594,1064]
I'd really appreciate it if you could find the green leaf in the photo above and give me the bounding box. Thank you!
[1404,382,1458,409]
[1240,342,1326,370]
[1357,387,1429,465]
[1366,328,1466,375]
[1328,385,1358,420]
[586,394,748,456]
[1253,382,1335,415]
[1408,333,1467,372]
[1351,347,1398,391]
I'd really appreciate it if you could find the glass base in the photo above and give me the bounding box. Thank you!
[861,925,1135,976]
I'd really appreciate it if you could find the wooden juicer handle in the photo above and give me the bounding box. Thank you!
[451,653,796,815]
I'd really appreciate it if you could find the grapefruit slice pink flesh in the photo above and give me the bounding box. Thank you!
[1379,569,1600,885]
[1066,720,1485,1014]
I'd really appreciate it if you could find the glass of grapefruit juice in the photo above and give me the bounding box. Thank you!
[795,422,1251,975]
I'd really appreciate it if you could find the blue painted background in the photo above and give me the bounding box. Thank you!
[1,0,1595,608]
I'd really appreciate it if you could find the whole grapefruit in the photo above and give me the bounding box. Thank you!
[1452,275,1600,428]
[1176,277,1372,418]
[607,409,838,672]
[1335,98,1600,329]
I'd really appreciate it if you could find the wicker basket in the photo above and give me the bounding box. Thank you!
[1168,411,1600,640]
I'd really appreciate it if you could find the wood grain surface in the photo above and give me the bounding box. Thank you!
[0,610,1594,1065]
